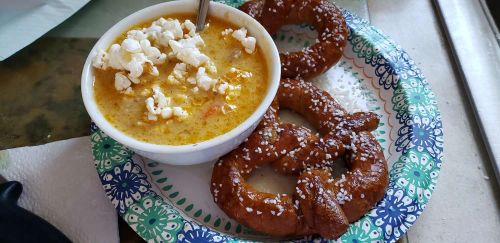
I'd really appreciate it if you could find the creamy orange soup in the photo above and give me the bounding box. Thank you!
[93,14,268,145]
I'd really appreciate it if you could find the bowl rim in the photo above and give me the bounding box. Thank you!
[81,0,281,154]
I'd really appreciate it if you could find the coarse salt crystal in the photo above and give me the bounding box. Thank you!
[312,65,371,112]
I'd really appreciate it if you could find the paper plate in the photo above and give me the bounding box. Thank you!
[91,2,443,242]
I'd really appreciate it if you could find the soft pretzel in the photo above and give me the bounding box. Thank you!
[239,0,348,79]
[271,79,379,175]
[210,79,388,238]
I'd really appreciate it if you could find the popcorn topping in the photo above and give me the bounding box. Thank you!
[173,106,188,118]
[107,44,123,69]
[140,39,167,65]
[148,18,183,44]
[122,39,142,53]
[221,28,234,36]
[241,37,257,54]
[225,27,257,54]
[182,20,197,37]
[217,82,229,94]
[126,29,148,41]
[168,63,188,84]
[196,67,216,91]
[114,72,132,91]
[95,38,165,90]
[169,36,208,67]
[92,18,199,91]
[93,16,258,122]
[92,49,108,70]
[145,86,188,121]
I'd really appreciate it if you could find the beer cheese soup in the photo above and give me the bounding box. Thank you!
[92,15,268,145]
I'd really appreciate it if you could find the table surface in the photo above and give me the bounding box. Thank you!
[0,0,499,242]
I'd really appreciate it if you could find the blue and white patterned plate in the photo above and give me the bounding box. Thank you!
[90,2,443,242]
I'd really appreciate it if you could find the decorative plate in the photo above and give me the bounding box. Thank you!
[91,2,443,243]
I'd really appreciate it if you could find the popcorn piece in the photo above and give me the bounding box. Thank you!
[107,44,123,69]
[92,48,108,70]
[169,35,205,50]
[240,70,252,78]
[196,67,217,91]
[126,30,148,41]
[157,18,183,39]
[221,103,237,114]
[160,107,173,119]
[124,56,145,82]
[205,61,217,74]
[231,27,257,54]
[124,52,154,84]
[221,28,234,36]
[144,86,189,121]
[122,87,133,95]
[217,82,229,94]
[173,63,187,78]
[173,106,188,118]
[144,25,162,40]
[147,111,158,121]
[145,86,175,120]
[171,44,209,67]
[145,97,157,119]
[150,66,159,76]
[158,31,176,46]
[231,28,247,41]
[182,20,197,37]
[241,37,256,54]
[168,63,188,83]
[140,39,166,65]
[121,39,142,53]
[169,36,208,67]
[216,81,241,95]
[114,72,132,91]
[152,86,171,109]
[147,18,184,46]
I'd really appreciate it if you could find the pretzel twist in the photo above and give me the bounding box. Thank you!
[239,0,348,79]
[211,79,388,238]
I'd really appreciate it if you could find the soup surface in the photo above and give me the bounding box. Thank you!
[93,14,268,145]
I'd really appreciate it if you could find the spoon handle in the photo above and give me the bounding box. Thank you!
[196,0,210,31]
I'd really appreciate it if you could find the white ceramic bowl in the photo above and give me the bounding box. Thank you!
[81,0,280,165]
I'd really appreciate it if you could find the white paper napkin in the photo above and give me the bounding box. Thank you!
[0,137,118,243]
[0,0,90,60]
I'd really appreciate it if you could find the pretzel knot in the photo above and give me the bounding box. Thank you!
[239,0,348,80]
[210,79,388,238]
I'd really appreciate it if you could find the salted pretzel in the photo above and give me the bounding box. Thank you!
[210,79,388,238]
[239,0,348,79]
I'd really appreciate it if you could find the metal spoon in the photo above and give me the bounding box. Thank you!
[196,0,210,32]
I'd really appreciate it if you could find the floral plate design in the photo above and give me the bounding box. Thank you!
[91,2,443,242]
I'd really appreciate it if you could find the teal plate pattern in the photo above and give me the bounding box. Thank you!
[90,2,443,243]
